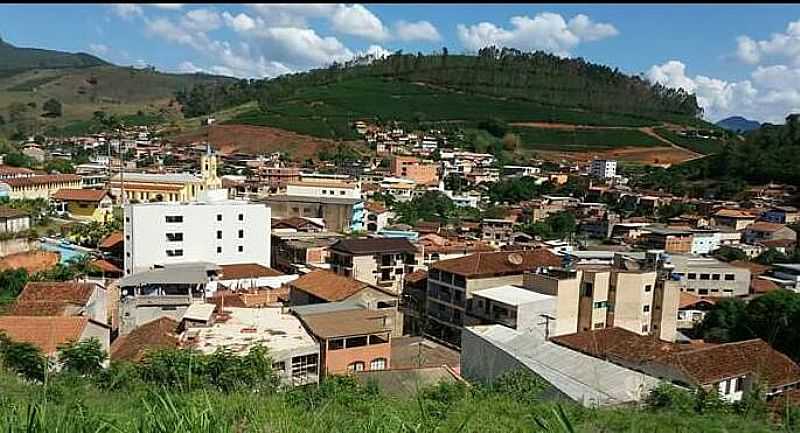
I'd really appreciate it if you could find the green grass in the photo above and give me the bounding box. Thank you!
[227,77,671,139]
[512,127,663,151]
[5,75,60,92]
[654,127,728,155]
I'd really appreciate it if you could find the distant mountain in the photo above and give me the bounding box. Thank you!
[716,116,761,133]
[0,37,109,72]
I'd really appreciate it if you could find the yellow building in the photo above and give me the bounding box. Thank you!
[52,189,114,223]
[0,174,83,200]
[108,149,222,203]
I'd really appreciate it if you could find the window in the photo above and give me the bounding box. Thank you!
[582,282,594,297]
[238,245,244,253]
[346,336,368,348]
[644,284,652,292]
[217,230,222,239]
[165,215,183,223]
[370,358,387,370]
[369,334,388,345]
[688,273,697,280]
[700,273,710,280]
[725,274,735,281]
[699,289,709,295]
[643,305,651,313]
[593,301,607,309]
[594,322,605,329]
[216,214,222,222]
[291,354,318,381]
[238,229,244,238]
[166,249,183,257]
[272,361,285,372]
[641,324,649,333]
[348,361,365,372]
[238,213,244,221]
[166,232,183,242]
[712,274,721,281]
[735,377,744,392]
[328,339,345,350]
[216,246,222,254]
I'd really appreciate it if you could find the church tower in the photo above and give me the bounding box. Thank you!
[200,143,222,190]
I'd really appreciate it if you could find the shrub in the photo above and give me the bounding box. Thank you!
[57,338,107,376]
[0,333,49,382]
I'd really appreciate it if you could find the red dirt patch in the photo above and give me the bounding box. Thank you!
[0,251,59,274]
[172,124,338,159]
[537,146,697,167]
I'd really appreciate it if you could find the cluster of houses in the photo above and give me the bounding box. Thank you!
[0,122,799,407]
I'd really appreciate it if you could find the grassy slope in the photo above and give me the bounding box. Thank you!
[653,127,729,155]
[0,372,782,433]
[512,127,664,151]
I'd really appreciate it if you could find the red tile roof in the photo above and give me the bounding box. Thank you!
[679,292,716,309]
[751,278,780,294]
[330,238,417,255]
[0,165,34,176]
[99,232,123,250]
[729,260,770,276]
[52,188,109,202]
[551,327,681,364]
[0,316,89,354]
[290,270,371,302]
[714,209,757,219]
[431,248,562,278]
[747,222,789,233]
[110,317,179,362]
[659,339,800,388]
[1,174,81,188]
[16,282,97,305]
[219,263,283,280]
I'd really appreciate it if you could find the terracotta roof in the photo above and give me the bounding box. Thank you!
[99,232,123,250]
[10,301,74,316]
[1,174,81,188]
[0,206,28,219]
[273,217,324,230]
[747,222,789,233]
[729,260,770,276]
[659,339,800,388]
[107,182,185,192]
[551,327,681,364]
[219,263,283,279]
[16,282,97,305]
[110,317,179,362]
[679,292,716,309]
[0,316,89,354]
[0,164,34,175]
[751,278,780,294]
[759,239,797,248]
[390,336,460,369]
[290,270,370,302]
[330,238,417,255]
[714,209,756,219]
[52,188,109,202]
[364,202,387,213]
[431,248,562,279]
[91,258,123,274]
[297,308,391,339]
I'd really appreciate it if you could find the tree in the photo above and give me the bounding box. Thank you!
[42,98,62,117]
[714,246,748,262]
[0,333,48,382]
[754,248,790,265]
[0,268,29,301]
[477,118,508,138]
[44,159,75,174]
[698,297,750,343]
[57,338,106,375]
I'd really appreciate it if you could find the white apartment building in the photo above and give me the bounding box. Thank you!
[285,180,361,199]
[590,159,617,179]
[124,192,271,275]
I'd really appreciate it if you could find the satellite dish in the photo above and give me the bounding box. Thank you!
[507,253,524,265]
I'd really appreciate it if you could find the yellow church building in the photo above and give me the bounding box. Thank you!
[108,148,222,203]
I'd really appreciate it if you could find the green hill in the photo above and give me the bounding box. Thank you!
[0,37,108,75]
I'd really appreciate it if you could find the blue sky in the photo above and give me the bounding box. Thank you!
[2,4,800,123]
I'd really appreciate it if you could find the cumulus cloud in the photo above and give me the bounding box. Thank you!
[111,4,143,20]
[181,8,222,32]
[246,4,336,27]
[88,43,109,55]
[395,20,441,42]
[144,16,202,49]
[735,19,800,66]
[247,26,354,66]
[331,4,389,41]
[222,11,257,32]
[457,12,618,56]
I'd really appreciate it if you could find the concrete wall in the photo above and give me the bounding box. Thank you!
[0,237,37,258]
[80,321,111,354]
[611,271,656,335]
[0,216,30,234]
[323,340,391,375]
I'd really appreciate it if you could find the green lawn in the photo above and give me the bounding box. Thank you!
[654,127,728,155]
[512,127,663,151]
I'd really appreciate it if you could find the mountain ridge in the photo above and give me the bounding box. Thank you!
[716,116,761,133]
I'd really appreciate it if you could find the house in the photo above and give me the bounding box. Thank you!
[640,225,693,254]
[124,195,270,275]
[185,307,320,386]
[590,159,617,179]
[417,234,495,269]
[294,308,393,376]
[285,180,361,199]
[670,255,751,298]
[743,222,797,245]
[425,248,562,345]
[761,206,800,225]
[467,284,557,331]
[462,324,660,407]
[712,209,758,231]
[110,317,180,362]
[0,164,33,180]
[676,293,715,329]
[272,216,325,232]
[481,218,516,246]
[390,155,439,186]
[0,206,30,234]
[21,145,46,163]
[270,231,344,273]
[0,174,83,200]
[329,238,418,294]
[364,202,393,233]
[11,281,108,324]
[0,316,110,358]
[264,194,364,233]
[51,189,114,223]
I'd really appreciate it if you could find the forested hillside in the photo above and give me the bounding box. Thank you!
[176,48,704,133]
[0,37,107,74]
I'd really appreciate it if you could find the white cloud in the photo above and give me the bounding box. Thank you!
[246,4,336,27]
[395,20,441,42]
[111,4,143,20]
[181,8,222,32]
[735,19,800,66]
[177,61,205,73]
[248,26,354,66]
[88,43,109,56]
[457,12,617,56]
[144,16,202,49]
[222,12,257,32]
[151,4,184,10]
[331,4,389,41]
[361,44,391,59]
